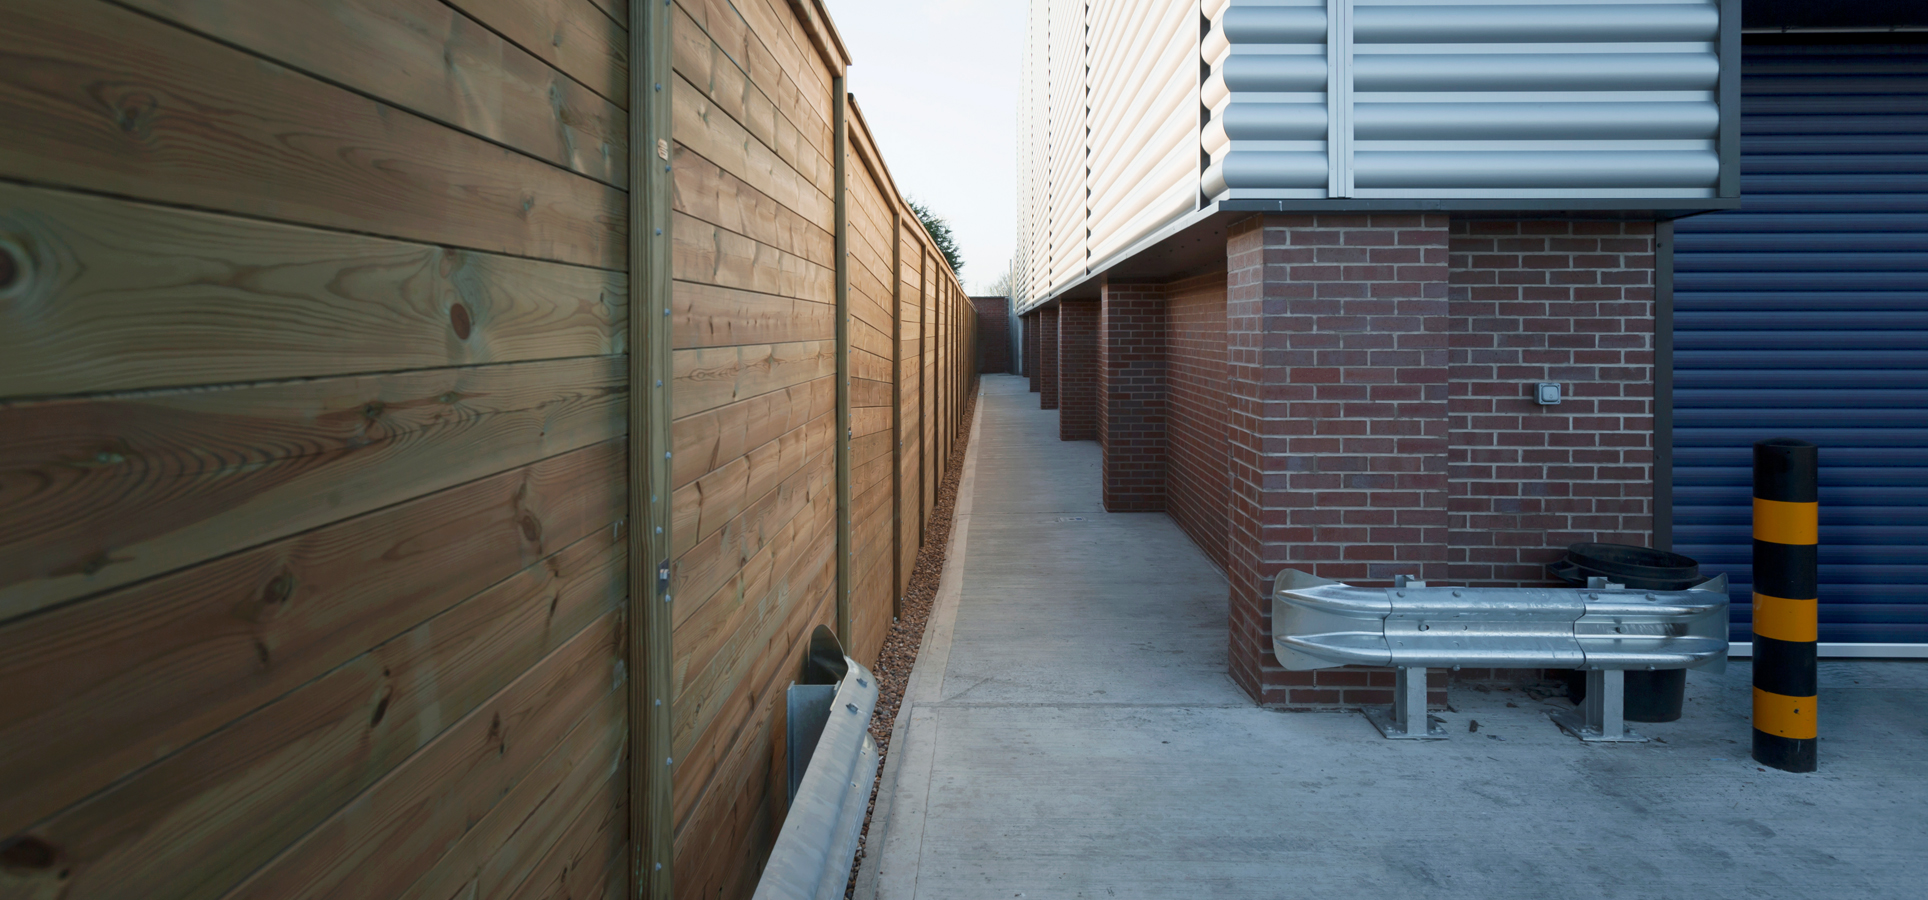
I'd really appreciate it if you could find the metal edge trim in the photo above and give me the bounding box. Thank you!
[1718,0,1742,197]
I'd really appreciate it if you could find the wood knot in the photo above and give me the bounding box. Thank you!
[0,836,61,874]
[518,513,542,543]
[262,573,295,607]
[0,240,20,294]
[362,400,385,420]
[487,713,502,742]
[449,303,472,340]
[113,92,158,138]
[369,689,393,727]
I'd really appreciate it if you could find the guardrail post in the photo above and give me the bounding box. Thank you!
[1752,438,1819,773]
[1366,666,1445,740]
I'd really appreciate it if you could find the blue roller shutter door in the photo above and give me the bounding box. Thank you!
[1673,42,1928,645]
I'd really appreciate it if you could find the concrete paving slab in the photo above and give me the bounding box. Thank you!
[858,374,1928,900]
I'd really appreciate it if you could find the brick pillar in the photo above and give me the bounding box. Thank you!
[1225,214,1452,707]
[1057,299,1099,441]
[1039,305,1060,410]
[1099,283,1167,511]
[1026,312,1041,390]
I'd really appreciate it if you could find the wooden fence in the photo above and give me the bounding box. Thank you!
[0,1,975,899]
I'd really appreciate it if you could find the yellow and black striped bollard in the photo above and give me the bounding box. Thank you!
[1751,438,1818,772]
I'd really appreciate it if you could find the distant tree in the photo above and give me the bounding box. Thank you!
[910,201,964,276]
[985,257,1015,300]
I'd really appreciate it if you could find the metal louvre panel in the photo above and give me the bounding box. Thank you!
[1352,2,1716,43]
[1349,0,1721,196]
[1084,0,1199,284]
[1673,43,1928,645]
[1087,2,1195,203]
[1043,0,1087,292]
[1092,172,1198,265]
[1091,142,1197,259]
[1206,0,1326,200]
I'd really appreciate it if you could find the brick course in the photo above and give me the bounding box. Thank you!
[1225,213,1453,708]
[1057,299,1099,441]
[1167,272,1230,569]
[1024,311,1041,389]
[1099,283,1167,511]
[1038,305,1060,409]
[1447,219,1657,585]
[972,295,1011,373]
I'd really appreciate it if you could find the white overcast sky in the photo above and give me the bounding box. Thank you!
[824,0,1026,294]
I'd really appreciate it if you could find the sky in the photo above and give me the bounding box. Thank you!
[823,0,1026,295]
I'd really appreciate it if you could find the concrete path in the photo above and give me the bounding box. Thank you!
[857,374,1928,900]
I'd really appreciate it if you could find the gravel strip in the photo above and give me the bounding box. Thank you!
[844,386,978,897]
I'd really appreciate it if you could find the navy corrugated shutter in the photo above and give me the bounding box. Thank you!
[1673,42,1928,645]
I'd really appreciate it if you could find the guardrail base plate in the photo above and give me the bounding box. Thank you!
[1363,706,1448,740]
[1548,708,1650,743]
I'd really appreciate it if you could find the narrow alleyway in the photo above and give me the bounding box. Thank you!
[858,374,1926,900]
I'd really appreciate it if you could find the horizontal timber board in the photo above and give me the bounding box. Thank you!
[677,0,832,137]
[440,0,629,108]
[672,543,834,829]
[671,3,831,205]
[670,377,831,490]
[117,0,626,186]
[0,183,624,398]
[218,613,624,900]
[12,529,624,900]
[0,439,622,837]
[671,209,832,304]
[672,340,834,419]
[673,144,831,270]
[851,378,894,410]
[671,75,831,228]
[403,693,624,900]
[672,496,835,763]
[0,356,626,621]
[0,0,625,270]
[672,281,833,350]
[670,414,828,557]
[670,452,832,635]
[671,574,834,900]
[501,763,625,900]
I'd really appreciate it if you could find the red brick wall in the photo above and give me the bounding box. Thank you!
[1038,305,1059,409]
[1447,220,1657,586]
[1099,283,1167,511]
[1057,299,1099,441]
[1024,311,1040,390]
[972,295,1011,373]
[1225,213,1453,708]
[1166,271,1230,569]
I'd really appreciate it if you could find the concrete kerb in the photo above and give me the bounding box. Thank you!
[852,380,984,900]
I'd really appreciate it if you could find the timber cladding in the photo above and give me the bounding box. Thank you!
[1,2,631,900]
[665,1,974,897]
[0,2,973,900]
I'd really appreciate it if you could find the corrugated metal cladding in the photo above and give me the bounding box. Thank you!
[1204,0,1725,201]
[1018,0,1201,311]
[1673,42,1928,645]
